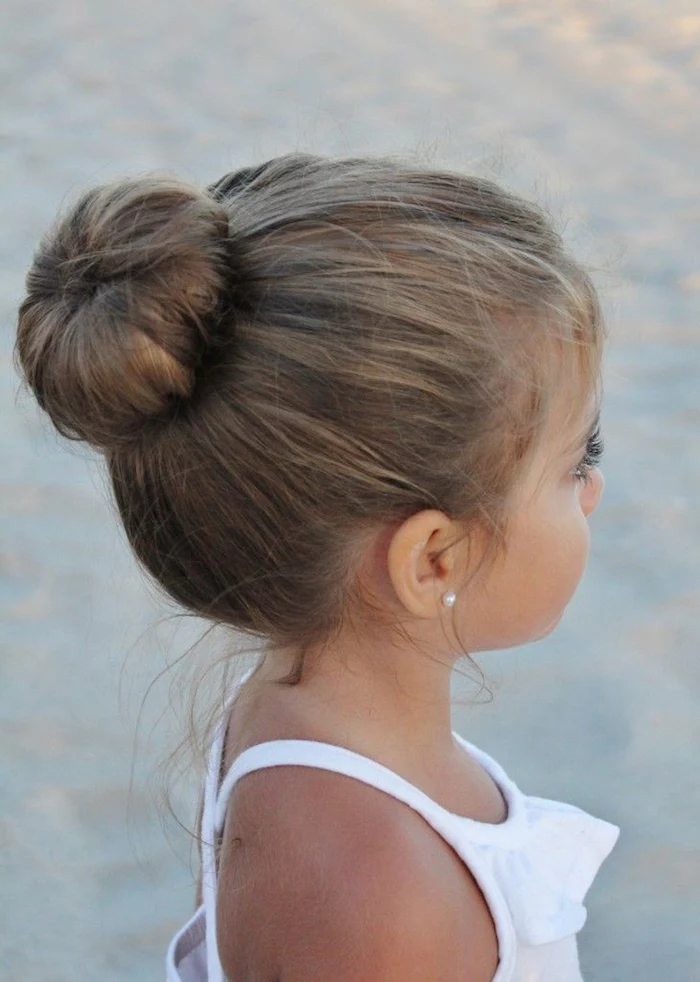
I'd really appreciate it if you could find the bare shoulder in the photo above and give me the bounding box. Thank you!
[216,765,499,982]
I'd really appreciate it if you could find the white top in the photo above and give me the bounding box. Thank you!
[166,681,619,982]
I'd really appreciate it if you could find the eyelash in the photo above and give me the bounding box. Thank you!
[572,426,604,483]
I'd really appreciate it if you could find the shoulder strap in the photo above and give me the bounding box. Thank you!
[214,738,457,836]
[200,716,228,982]
[200,667,258,982]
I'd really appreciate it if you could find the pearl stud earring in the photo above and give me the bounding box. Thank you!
[442,591,456,607]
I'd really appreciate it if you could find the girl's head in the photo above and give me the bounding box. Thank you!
[16,155,604,679]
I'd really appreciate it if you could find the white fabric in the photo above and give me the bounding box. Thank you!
[166,690,619,982]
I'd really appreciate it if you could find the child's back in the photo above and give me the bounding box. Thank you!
[16,154,618,981]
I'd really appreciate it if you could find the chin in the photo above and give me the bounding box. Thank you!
[504,611,566,649]
[530,610,565,643]
[474,609,568,653]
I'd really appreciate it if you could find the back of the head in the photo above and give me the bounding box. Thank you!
[16,154,603,675]
[17,177,235,449]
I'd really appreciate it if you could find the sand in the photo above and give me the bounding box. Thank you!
[1,1,699,978]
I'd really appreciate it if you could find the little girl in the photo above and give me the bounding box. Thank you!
[16,154,618,982]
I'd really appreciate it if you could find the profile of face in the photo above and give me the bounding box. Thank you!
[383,394,605,658]
[456,403,604,653]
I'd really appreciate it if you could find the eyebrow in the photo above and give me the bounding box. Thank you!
[564,409,601,458]
[585,410,601,440]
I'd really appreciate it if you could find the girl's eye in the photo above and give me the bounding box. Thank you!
[572,426,604,483]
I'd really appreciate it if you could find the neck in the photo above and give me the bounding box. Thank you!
[256,627,458,760]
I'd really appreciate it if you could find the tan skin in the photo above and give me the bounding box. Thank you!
[204,398,604,981]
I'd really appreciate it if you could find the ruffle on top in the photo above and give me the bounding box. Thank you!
[443,737,619,953]
[485,795,619,947]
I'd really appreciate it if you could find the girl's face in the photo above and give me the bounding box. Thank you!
[458,403,604,653]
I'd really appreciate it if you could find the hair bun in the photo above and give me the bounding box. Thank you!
[16,176,233,450]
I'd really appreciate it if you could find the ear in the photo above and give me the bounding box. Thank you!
[386,510,458,618]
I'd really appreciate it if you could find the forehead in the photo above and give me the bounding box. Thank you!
[513,390,598,504]
[501,313,603,496]
[543,327,601,438]
[538,384,600,461]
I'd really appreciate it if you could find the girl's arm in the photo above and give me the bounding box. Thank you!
[215,766,498,981]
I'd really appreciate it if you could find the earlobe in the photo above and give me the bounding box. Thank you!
[386,510,455,618]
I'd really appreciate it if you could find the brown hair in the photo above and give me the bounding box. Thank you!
[16,154,603,682]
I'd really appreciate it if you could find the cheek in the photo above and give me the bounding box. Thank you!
[467,498,591,650]
[526,496,591,630]
[551,517,590,596]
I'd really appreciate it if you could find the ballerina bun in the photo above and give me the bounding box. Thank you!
[16,176,234,450]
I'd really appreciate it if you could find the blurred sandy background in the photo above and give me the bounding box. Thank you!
[1,1,699,979]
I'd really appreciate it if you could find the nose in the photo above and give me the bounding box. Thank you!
[581,467,604,517]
